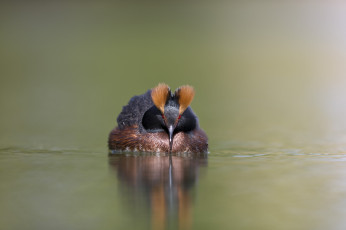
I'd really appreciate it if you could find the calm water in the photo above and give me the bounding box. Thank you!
[1,2,346,230]
[2,145,346,230]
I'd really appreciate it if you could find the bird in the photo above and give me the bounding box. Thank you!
[108,83,208,153]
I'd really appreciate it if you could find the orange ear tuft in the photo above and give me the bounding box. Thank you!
[175,85,195,114]
[151,83,170,114]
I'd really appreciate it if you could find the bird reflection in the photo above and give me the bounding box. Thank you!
[109,152,208,230]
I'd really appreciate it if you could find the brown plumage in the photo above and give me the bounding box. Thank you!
[109,125,208,153]
[108,83,208,153]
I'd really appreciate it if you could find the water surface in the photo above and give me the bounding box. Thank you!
[2,144,346,230]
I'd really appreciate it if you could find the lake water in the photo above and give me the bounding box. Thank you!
[1,2,346,230]
[2,143,346,230]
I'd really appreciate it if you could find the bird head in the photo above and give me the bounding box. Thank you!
[149,83,196,152]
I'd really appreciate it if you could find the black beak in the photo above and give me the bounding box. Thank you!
[168,125,174,153]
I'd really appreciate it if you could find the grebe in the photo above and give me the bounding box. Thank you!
[108,83,208,153]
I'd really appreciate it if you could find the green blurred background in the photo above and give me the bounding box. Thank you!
[2,2,346,230]
[1,1,346,151]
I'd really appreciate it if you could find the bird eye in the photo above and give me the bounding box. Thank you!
[178,114,181,120]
